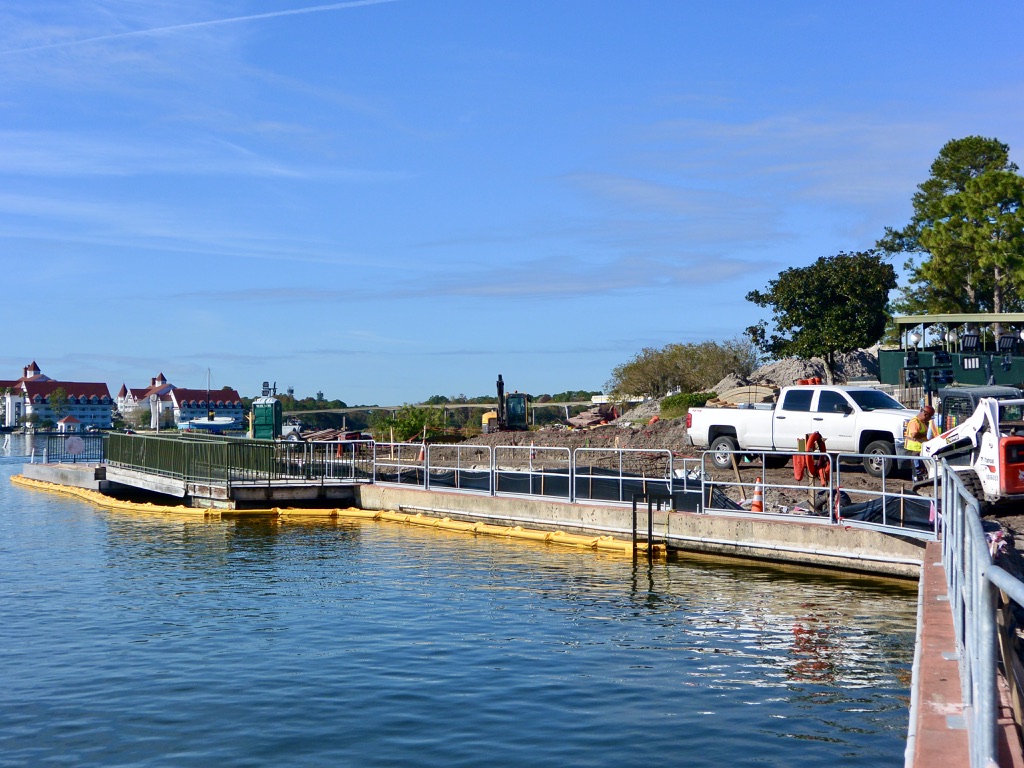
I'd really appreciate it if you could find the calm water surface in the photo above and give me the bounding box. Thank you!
[0,442,917,767]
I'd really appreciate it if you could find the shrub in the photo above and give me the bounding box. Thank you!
[660,392,715,419]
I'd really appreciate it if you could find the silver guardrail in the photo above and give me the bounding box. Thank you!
[371,442,677,505]
[698,449,940,539]
[373,442,431,487]
[835,451,940,538]
[573,447,674,504]
[494,445,572,500]
[425,443,494,495]
[939,461,1024,768]
[272,439,374,484]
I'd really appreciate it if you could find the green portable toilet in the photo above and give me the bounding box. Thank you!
[252,397,283,440]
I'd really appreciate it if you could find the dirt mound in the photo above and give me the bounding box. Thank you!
[464,416,692,455]
[713,347,881,389]
[615,399,662,425]
[710,373,749,393]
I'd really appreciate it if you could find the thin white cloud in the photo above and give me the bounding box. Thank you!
[0,130,406,181]
[163,249,759,305]
[639,113,948,207]
[0,0,399,56]
[0,191,375,268]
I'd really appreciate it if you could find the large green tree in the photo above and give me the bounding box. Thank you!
[921,170,1024,321]
[607,338,758,398]
[370,405,445,442]
[48,387,69,424]
[745,251,897,384]
[879,136,1024,316]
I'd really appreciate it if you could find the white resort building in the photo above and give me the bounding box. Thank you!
[0,362,114,430]
[169,387,245,428]
[115,373,245,430]
[0,364,246,432]
[115,373,176,428]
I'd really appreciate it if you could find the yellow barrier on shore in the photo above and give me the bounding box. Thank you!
[9,475,649,556]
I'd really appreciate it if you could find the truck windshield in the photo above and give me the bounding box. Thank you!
[846,389,906,411]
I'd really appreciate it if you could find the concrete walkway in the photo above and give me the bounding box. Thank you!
[910,542,1024,768]
[910,542,970,767]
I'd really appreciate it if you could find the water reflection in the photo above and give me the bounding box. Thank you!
[0,445,917,767]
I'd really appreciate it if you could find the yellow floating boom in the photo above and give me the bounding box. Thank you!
[10,475,656,556]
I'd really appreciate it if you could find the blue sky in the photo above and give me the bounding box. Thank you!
[2,1,1022,405]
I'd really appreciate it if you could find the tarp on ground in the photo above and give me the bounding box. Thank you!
[697,484,744,512]
[376,465,684,505]
[839,495,936,531]
[373,464,706,511]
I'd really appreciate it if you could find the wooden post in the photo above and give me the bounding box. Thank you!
[730,453,747,501]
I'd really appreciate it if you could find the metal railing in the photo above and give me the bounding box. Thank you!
[269,440,374,484]
[573,447,674,504]
[106,433,373,488]
[939,462,1024,768]
[373,442,432,487]
[835,452,940,536]
[425,443,493,494]
[40,432,107,463]
[699,448,941,539]
[370,442,678,505]
[103,434,938,538]
[494,445,572,500]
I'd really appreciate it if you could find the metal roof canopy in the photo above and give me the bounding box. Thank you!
[895,313,1024,328]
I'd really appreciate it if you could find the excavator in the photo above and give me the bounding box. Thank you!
[919,396,1024,505]
[481,375,530,433]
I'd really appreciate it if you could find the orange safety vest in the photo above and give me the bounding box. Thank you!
[905,416,930,453]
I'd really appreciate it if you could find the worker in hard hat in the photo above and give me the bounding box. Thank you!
[905,405,935,480]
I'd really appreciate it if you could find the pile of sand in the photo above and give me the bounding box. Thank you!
[712,347,880,392]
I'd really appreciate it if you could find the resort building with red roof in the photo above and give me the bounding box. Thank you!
[1,362,113,430]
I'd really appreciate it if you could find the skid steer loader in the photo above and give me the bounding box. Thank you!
[919,397,1024,506]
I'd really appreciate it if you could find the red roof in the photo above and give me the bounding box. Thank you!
[23,380,111,400]
[173,387,242,405]
[58,415,81,423]
[119,380,175,402]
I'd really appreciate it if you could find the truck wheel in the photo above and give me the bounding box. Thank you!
[863,440,895,478]
[709,436,739,470]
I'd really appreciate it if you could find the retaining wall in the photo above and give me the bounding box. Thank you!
[356,485,926,578]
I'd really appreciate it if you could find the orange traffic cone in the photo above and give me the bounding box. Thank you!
[751,477,764,512]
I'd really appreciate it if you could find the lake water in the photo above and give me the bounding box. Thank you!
[0,439,917,767]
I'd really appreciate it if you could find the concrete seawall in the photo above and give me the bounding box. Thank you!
[355,485,926,579]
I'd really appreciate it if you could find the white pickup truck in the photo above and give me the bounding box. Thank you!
[686,385,912,477]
